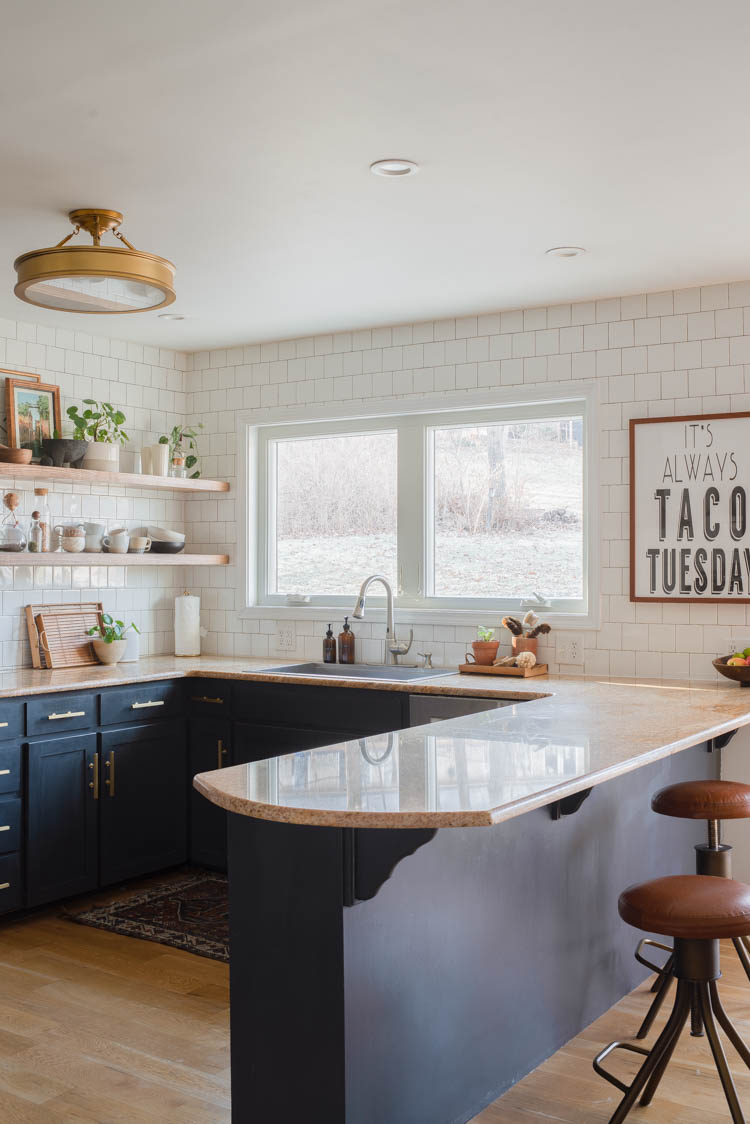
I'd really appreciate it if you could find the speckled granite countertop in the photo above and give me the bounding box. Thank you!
[187,659,750,828]
[3,655,747,829]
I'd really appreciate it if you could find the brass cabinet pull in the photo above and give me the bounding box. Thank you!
[0,770,10,777]
[0,883,10,891]
[48,710,85,721]
[192,695,224,705]
[0,723,8,729]
[217,739,228,769]
[131,700,165,709]
[89,753,99,800]
[0,826,9,833]
[104,751,115,797]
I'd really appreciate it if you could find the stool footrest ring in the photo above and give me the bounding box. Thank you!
[593,1040,650,1095]
[635,938,673,976]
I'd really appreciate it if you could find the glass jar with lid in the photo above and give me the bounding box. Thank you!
[33,487,51,551]
[0,492,27,552]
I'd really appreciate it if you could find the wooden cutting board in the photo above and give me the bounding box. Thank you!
[25,602,104,668]
[458,662,548,678]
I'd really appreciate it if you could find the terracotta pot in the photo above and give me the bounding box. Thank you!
[92,638,127,665]
[469,640,500,665]
[512,636,538,657]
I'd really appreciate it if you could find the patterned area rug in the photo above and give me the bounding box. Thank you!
[65,869,229,962]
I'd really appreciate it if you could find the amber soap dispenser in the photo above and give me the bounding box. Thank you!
[323,624,337,664]
[339,617,355,663]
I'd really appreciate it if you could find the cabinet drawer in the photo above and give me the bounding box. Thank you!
[0,700,24,742]
[27,692,97,737]
[101,681,181,726]
[187,679,233,716]
[0,853,22,914]
[0,745,21,795]
[233,682,406,733]
[0,798,21,854]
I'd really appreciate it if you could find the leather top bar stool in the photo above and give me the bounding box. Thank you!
[594,874,750,1124]
[634,779,750,1040]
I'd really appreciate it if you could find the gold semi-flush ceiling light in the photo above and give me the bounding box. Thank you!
[13,209,176,314]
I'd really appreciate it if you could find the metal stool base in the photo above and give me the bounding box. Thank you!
[595,938,750,1124]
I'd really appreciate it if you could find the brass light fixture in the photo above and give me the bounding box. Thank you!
[13,209,176,314]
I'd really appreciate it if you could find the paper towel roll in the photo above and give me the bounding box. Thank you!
[175,592,201,656]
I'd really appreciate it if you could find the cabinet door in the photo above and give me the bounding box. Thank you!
[189,717,231,869]
[99,721,187,885]
[232,722,350,765]
[27,733,98,907]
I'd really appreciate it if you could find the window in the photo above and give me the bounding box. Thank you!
[252,396,591,616]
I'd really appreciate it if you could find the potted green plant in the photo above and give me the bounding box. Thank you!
[67,400,129,472]
[470,626,499,665]
[87,614,138,665]
[158,423,203,478]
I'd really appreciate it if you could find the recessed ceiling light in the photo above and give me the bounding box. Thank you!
[158,312,188,320]
[370,159,419,177]
[545,246,587,258]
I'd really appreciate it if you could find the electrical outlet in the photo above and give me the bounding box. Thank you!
[274,625,296,652]
[556,633,584,665]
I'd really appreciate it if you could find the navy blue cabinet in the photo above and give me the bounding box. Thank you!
[189,717,231,868]
[26,733,98,907]
[99,721,187,885]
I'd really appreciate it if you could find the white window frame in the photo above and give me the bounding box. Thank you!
[238,384,600,628]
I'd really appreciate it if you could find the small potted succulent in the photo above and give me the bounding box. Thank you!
[67,400,129,472]
[501,611,551,657]
[87,614,138,665]
[471,626,500,665]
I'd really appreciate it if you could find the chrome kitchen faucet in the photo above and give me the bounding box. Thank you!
[352,574,413,665]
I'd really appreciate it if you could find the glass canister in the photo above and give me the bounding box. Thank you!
[0,493,27,552]
[33,487,51,552]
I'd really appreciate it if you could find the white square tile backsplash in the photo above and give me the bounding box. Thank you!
[7,276,750,677]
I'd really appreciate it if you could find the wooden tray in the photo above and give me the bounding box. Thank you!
[25,602,103,668]
[458,662,548,678]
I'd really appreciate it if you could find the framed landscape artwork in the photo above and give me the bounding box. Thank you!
[630,412,750,602]
[4,372,61,460]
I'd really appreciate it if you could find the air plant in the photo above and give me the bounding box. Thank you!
[501,611,552,639]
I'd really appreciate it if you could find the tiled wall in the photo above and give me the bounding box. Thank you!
[184,280,750,680]
[0,316,191,667]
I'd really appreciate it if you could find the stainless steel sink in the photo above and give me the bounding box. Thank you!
[252,662,452,683]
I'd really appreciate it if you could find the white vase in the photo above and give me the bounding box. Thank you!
[151,443,169,476]
[121,630,140,663]
[83,443,120,473]
[92,638,127,665]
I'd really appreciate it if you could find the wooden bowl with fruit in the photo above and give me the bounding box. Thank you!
[714,651,750,686]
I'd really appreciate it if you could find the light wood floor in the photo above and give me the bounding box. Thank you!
[0,901,749,1122]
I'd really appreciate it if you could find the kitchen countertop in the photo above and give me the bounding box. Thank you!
[191,658,750,828]
[4,654,748,830]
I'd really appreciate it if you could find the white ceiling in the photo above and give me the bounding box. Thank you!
[1,0,749,350]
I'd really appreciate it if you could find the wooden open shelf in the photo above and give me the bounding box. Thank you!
[0,461,229,493]
[0,553,229,566]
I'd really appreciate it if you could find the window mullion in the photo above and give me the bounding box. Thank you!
[396,419,424,604]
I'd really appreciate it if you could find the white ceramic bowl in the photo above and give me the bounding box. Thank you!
[147,525,185,543]
[62,537,86,553]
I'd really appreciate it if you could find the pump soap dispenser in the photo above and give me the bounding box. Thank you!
[339,617,355,664]
[323,624,337,664]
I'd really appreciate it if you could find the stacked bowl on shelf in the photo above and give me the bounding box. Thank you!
[147,526,186,554]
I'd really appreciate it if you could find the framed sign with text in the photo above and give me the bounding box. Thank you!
[630,412,750,602]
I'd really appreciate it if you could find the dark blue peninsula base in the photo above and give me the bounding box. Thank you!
[226,742,717,1124]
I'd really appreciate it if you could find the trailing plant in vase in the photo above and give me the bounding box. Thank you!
[159,423,203,478]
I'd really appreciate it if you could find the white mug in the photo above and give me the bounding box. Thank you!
[128,535,152,554]
[83,522,105,552]
[103,530,130,554]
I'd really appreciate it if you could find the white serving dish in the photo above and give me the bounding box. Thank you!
[147,525,185,543]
